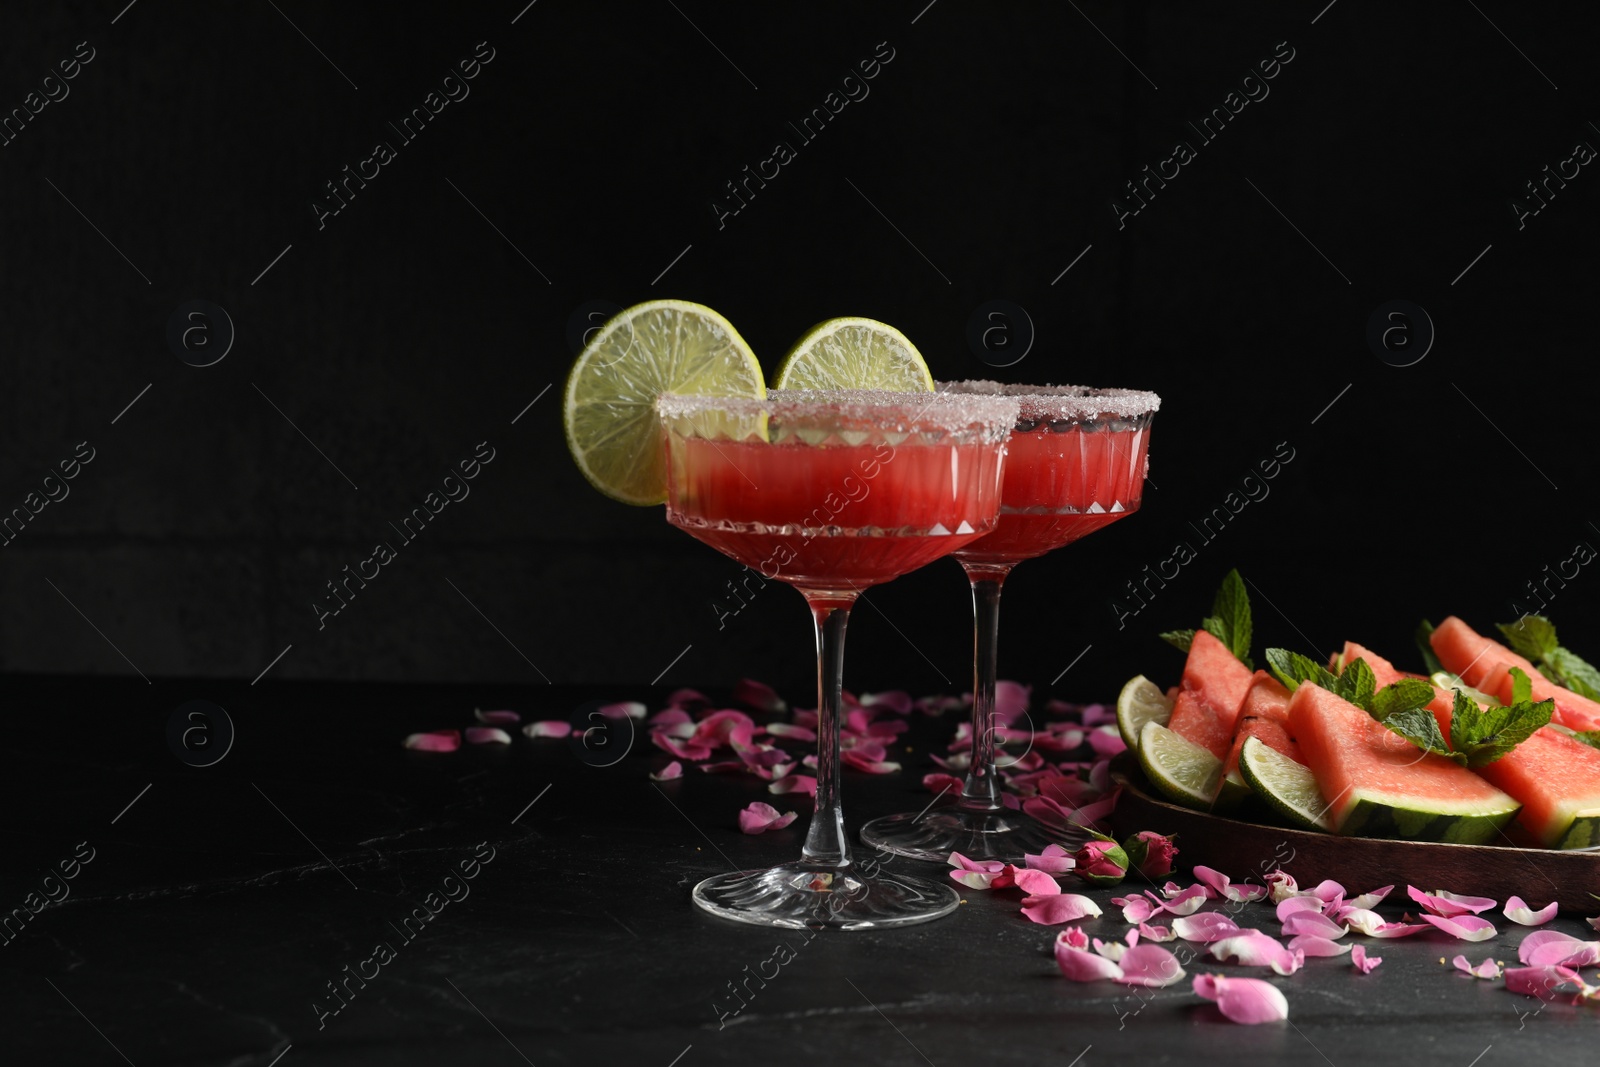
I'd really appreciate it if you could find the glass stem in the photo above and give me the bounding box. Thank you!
[960,565,1012,813]
[801,593,856,867]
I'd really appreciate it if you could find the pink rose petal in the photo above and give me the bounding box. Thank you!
[465,726,512,745]
[1504,965,1585,1000]
[650,731,713,761]
[1088,726,1127,757]
[841,749,901,774]
[1276,896,1328,922]
[1115,944,1188,988]
[1517,929,1583,964]
[1304,879,1347,903]
[1420,914,1498,942]
[1172,912,1243,943]
[1192,974,1289,1025]
[1112,894,1162,924]
[1193,866,1267,903]
[649,760,683,781]
[1281,911,1348,940]
[1161,884,1212,916]
[474,708,522,724]
[403,729,460,752]
[1024,844,1077,876]
[1350,944,1381,974]
[1139,922,1177,942]
[731,678,786,714]
[524,720,573,739]
[1503,896,1559,927]
[738,802,797,835]
[1093,937,1127,962]
[1210,932,1303,975]
[1526,937,1600,968]
[1452,955,1502,979]
[648,707,693,729]
[1347,885,1394,910]
[765,722,816,741]
[1407,886,1497,918]
[922,772,965,798]
[1341,908,1428,938]
[692,709,757,748]
[860,690,913,716]
[1021,893,1102,925]
[1265,870,1299,904]
[1009,867,1062,897]
[601,700,647,720]
[1287,936,1352,958]
[1055,930,1124,981]
[768,774,818,797]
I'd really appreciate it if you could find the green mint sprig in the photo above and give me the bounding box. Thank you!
[1161,569,1253,668]
[1498,614,1600,702]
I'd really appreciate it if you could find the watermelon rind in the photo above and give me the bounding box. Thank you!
[1336,788,1520,845]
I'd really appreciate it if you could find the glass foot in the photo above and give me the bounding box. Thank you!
[860,807,1092,865]
[691,862,960,930]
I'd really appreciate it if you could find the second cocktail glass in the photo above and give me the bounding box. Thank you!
[658,388,1021,928]
[861,382,1159,864]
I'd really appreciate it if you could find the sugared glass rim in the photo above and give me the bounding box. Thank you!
[657,388,1023,441]
[939,380,1160,421]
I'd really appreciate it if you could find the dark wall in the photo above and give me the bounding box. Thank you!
[2,1,1595,703]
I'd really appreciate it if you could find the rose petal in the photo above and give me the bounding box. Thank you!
[524,720,573,739]
[600,701,647,720]
[1452,954,1502,979]
[1139,922,1177,942]
[1526,938,1600,968]
[1172,912,1244,943]
[767,774,818,797]
[1347,884,1395,910]
[1517,929,1583,964]
[995,680,1031,722]
[1287,936,1352,958]
[1281,912,1348,940]
[1022,894,1102,925]
[1211,932,1303,975]
[1341,908,1428,938]
[1088,726,1128,757]
[738,802,797,834]
[1193,866,1268,903]
[1420,914,1498,942]
[1192,974,1289,1024]
[1350,944,1382,974]
[1009,867,1062,897]
[1093,937,1128,962]
[1276,896,1331,923]
[922,772,965,798]
[648,708,693,729]
[1115,944,1188,987]
[1407,886,1497,918]
[665,688,711,712]
[860,690,914,716]
[1025,844,1077,876]
[950,869,1003,890]
[1112,894,1162,924]
[403,729,460,752]
[1161,884,1212,916]
[948,851,1007,874]
[1503,896,1559,927]
[732,678,786,714]
[474,708,522,724]
[650,731,713,761]
[1266,870,1299,904]
[765,722,816,741]
[649,760,684,781]
[1303,879,1347,903]
[465,727,512,745]
[1055,930,1124,981]
[1504,965,1585,1000]
[841,749,901,774]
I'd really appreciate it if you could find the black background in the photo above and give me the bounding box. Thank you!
[3,0,1597,706]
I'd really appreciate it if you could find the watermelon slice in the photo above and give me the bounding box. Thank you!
[1223,671,1300,780]
[1167,629,1252,760]
[1285,681,1520,843]
[1353,637,1600,850]
[1430,616,1600,732]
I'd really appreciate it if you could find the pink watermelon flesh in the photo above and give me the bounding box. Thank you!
[1180,629,1253,732]
[1429,616,1600,732]
[1223,671,1300,778]
[1286,681,1518,837]
[1167,689,1231,760]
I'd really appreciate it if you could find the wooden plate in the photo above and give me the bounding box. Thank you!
[1106,754,1600,912]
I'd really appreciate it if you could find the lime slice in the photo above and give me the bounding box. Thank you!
[1138,721,1223,811]
[1430,671,1501,707]
[564,300,764,506]
[1117,675,1173,754]
[1212,770,1252,814]
[1239,735,1334,833]
[774,317,935,391]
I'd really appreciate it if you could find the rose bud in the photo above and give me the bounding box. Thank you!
[1122,831,1178,880]
[1072,838,1130,887]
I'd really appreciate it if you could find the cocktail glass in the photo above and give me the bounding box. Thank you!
[861,382,1159,863]
[658,388,1021,928]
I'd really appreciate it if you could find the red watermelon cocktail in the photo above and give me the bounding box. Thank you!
[863,382,1160,864]
[659,388,1021,929]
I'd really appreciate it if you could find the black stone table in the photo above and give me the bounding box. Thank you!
[4,677,1593,1065]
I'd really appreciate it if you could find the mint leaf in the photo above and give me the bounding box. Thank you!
[1415,619,1444,676]
[1335,658,1377,713]
[1546,646,1600,702]
[1160,629,1196,654]
[1372,678,1437,722]
[1508,666,1532,705]
[1212,569,1252,666]
[1385,706,1463,765]
[1452,696,1554,767]
[1266,647,1336,693]
[1498,615,1558,661]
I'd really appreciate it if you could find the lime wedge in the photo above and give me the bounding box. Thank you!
[1213,770,1252,814]
[1430,671,1501,707]
[564,300,764,506]
[1239,735,1334,833]
[774,317,935,391]
[1117,675,1173,754]
[1138,721,1223,811]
